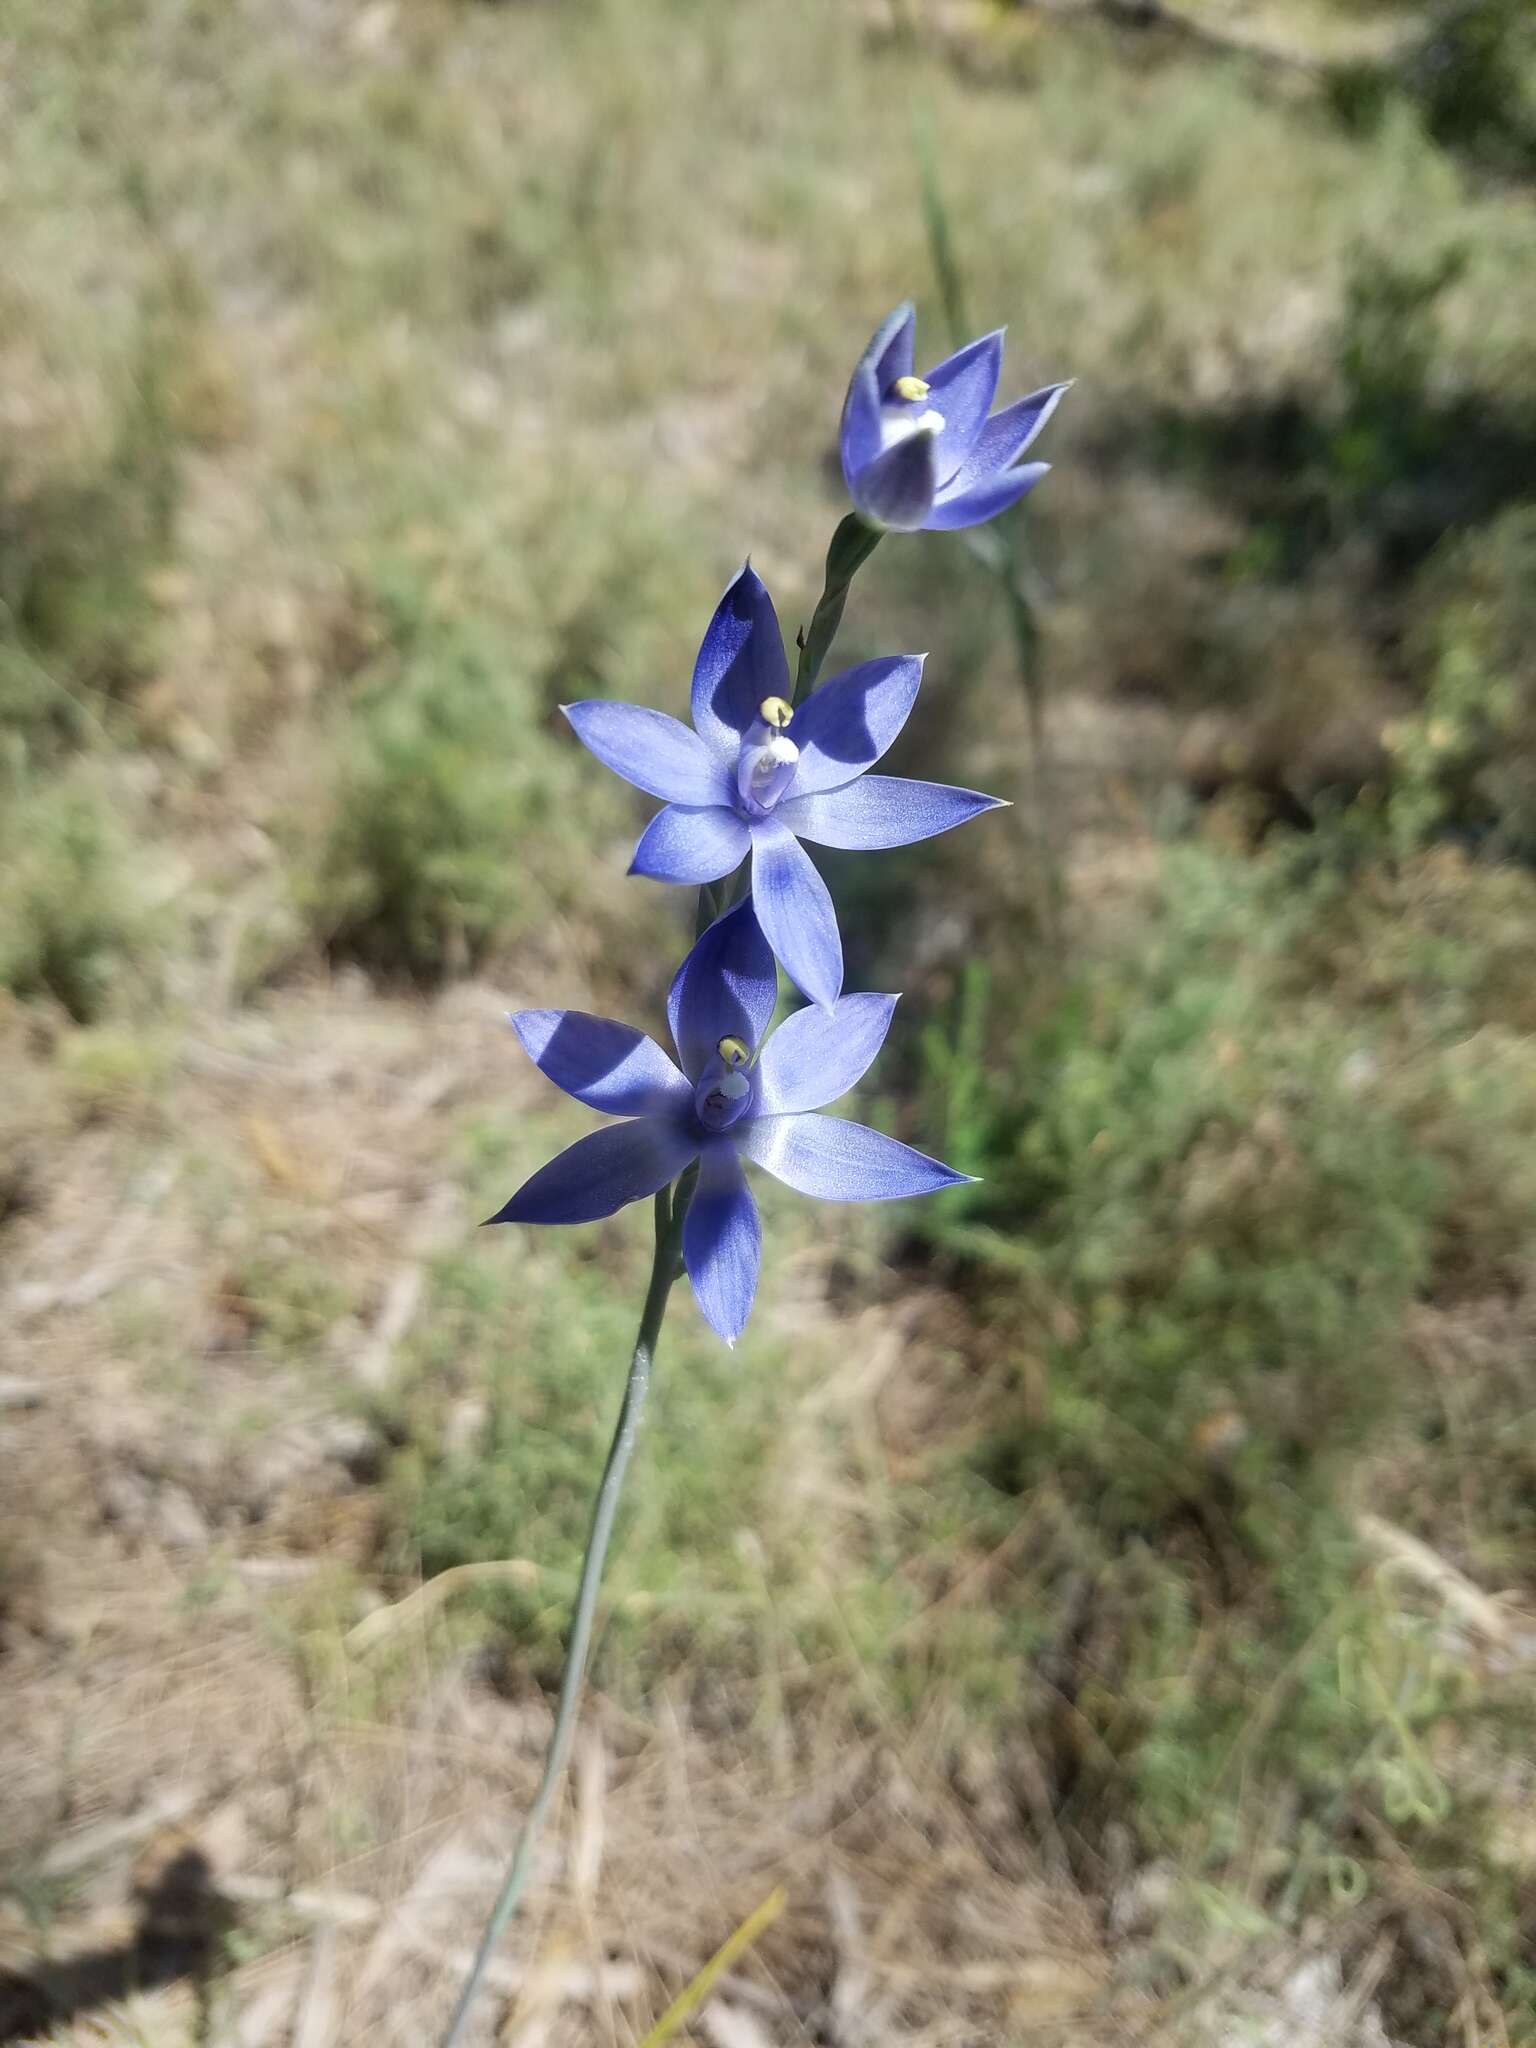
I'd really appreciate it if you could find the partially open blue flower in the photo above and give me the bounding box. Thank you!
[488,899,972,1344]
[564,565,1006,1010]
[840,302,1069,534]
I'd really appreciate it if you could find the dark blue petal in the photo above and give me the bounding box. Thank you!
[629,804,751,885]
[849,427,939,533]
[682,1140,761,1346]
[752,993,898,1117]
[787,656,924,797]
[778,774,1007,849]
[511,1010,689,1116]
[839,357,883,488]
[690,565,791,764]
[925,463,1050,532]
[865,303,917,398]
[945,382,1070,497]
[667,896,778,1083]
[737,1113,974,1202]
[486,1118,698,1226]
[922,329,1003,484]
[564,701,733,805]
[749,817,842,1012]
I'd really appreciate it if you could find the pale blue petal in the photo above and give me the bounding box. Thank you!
[690,565,791,763]
[752,993,898,1117]
[667,896,778,1083]
[563,701,732,805]
[925,463,1050,532]
[787,656,924,796]
[778,774,1007,849]
[629,804,751,885]
[749,817,842,1012]
[850,427,939,533]
[946,382,1070,497]
[683,1141,761,1346]
[737,1113,973,1202]
[922,329,1003,484]
[511,1010,689,1116]
[486,1118,697,1226]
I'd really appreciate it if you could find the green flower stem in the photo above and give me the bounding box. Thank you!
[441,1176,694,2048]
[792,513,883,706]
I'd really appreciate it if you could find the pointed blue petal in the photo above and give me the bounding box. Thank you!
[564,701,732,805]
[850,427,939,533]
[487,1118,698,1226]
[922,329,1003,484]
[947,382,1070,497]
[737,1113,974,1202]
[787,655,924,796]
[629,804,751,885]
[667,896,778,1083]
[749,817,842,1012]
[752,993,898,1117]
[865,303,917,398]
[682,1141,761,1345]
[690,565,792,764]
[778,774,1008,849]
[511,1010,689,1116]
[840,357,884,487]
[925,463,1050,532]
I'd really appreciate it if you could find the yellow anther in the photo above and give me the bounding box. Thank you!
[717,1035,751,1070]
[758,696,793,730]
[892,375,930,403]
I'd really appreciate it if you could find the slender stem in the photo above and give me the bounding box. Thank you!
[441,1181,692,2048]
[792,514,883,707]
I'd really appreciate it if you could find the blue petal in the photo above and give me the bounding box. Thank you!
[511,1010,689,1116]
[667,895,778,1083]
[839,357,883,487]
[487,1118,698,1226]
[737,1113,974,1202]
[945,382,1070,497]
[925,463,1050,532]
[564,701,732,805]
[850,427,939,533]
[682,1141,761,1346]
[690,565,791,764]
[787,656,924,797]
[752,993,898,1117]
[629,804,751,885]
[778,775,1008,849]
[749,817,842,1012]
[922,329,1003,484]
[864,303,917,397]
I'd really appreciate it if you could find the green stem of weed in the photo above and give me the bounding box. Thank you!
[792,513,883,707]
[440,1175,694,2048]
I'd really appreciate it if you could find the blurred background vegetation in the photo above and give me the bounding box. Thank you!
[4,1,1536,2043]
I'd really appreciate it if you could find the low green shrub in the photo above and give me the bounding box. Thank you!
[0,779,160,1023]
[295,579,588,983]
[1388,507,1536,858]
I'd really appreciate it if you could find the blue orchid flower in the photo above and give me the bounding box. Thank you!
[488,899,971,1344]
[840,302,1070,534]
[563,565,1005,1011]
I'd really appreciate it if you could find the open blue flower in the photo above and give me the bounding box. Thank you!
[840,302,1070,534]
[488,899,971,1344]
[563,565,1005,1010]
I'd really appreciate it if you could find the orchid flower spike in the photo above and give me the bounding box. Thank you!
[563,566,1007,1010]
[840,302,1070,534]
[488,899,973,1344]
